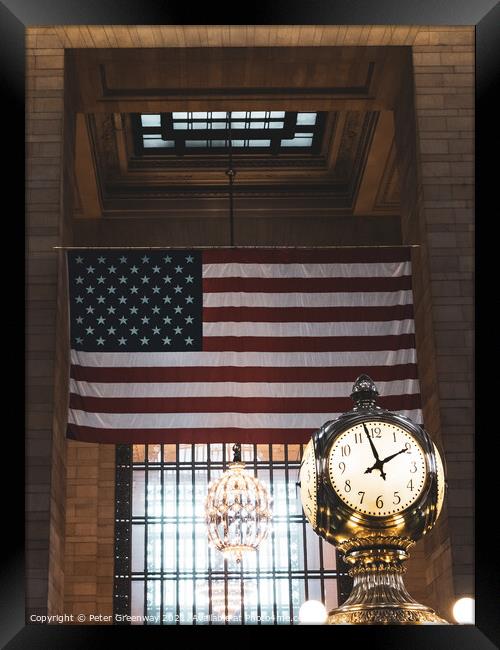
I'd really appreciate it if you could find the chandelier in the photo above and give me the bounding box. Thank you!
[205,443,272,563]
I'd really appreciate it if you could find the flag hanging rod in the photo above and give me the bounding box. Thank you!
[53,245,420,250]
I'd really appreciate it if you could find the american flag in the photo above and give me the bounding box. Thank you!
[66,247,422,444]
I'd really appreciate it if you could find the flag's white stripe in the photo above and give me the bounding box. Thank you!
[71,348,417,368]
[203,262,411,279]
[202,290,412,308]
[68,409,423,429]
[203,320,415,338]
[70,379,420,399]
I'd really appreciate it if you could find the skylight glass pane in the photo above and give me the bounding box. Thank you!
[141,114,161,127]
[143,138,174,148]
[297,113,317,125]
[281,136,313,147]
[135,111,323,156]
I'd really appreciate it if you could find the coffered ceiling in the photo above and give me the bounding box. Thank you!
[69,46,403,221]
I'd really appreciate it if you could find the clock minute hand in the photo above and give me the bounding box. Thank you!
[363,423,380,460]
[362,423,387,480]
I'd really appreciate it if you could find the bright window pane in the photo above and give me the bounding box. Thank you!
[141,114,161,127]
[281,137,313,147]
[297,112,317,125]
[124,443,340,625]
[143,137,175,148]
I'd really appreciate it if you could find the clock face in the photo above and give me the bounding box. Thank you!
[327,421,427,517]
[299,439,317,528]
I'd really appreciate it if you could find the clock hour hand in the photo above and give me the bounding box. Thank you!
[381,448,407,465]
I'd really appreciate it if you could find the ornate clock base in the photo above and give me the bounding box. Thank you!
[328,541,448,625]
[328,605,446,625]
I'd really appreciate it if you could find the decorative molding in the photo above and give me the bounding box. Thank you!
[98,61,375,101]
[336,534,415,556]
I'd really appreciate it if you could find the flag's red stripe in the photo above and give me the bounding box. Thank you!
[202,334,415,352]
[67,425,314,444]
[70,363,419,383]
[203,304,414,322]
[69,394,421,414]
[202,276,412,293]
[203,248,411,264]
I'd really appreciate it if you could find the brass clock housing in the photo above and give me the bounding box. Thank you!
[299,375,447,624]
[313,412,441,546]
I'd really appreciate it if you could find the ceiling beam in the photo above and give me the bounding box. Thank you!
[74,113,102,219]
[353,110,396,216]
[66,46,404,113]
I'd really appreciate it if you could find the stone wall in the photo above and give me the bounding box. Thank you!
[26,28,68,618]
[411,30,474,618]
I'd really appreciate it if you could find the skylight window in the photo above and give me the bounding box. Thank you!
[132,112,324,156]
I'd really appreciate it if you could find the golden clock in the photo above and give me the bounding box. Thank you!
[299,375,447,624]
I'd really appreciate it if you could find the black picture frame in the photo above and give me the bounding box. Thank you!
[4,0,499,647]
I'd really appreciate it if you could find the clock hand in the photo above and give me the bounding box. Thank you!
[364,460,386,480]
[365,448,406,481]
[363,423,380,461]
[380,448,407,465]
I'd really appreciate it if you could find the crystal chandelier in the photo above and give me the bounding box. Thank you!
[205,443,272,563]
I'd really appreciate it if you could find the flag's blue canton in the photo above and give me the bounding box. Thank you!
[68,250,202,352]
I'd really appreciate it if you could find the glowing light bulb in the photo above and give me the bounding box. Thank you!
[453,597,475,624]
[298,600,328,624]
